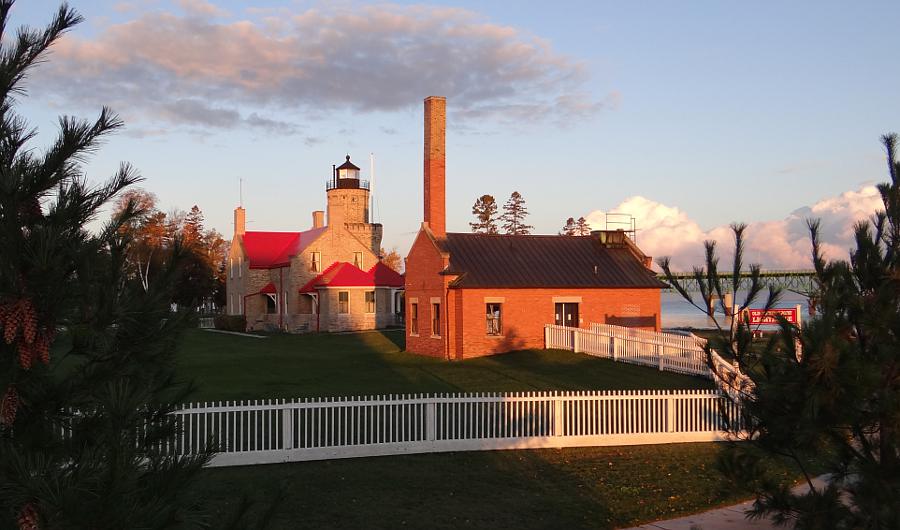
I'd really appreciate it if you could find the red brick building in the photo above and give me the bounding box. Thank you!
[405,96,665,360]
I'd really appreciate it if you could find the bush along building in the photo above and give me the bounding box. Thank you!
[405,96,666,360]
[226,156,404,332]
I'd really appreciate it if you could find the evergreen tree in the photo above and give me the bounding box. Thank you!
[575,216,591,236]
[500,191,533,235]
[183,204,204,245]
[470,194,499,234]
[0,3,217,527]
[560,217,576,235]
[659,134,900,529]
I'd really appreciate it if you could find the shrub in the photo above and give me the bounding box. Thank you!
[214,315,246,332]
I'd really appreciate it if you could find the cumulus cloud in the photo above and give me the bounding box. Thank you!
[32,3,606,135]
[584,186,884,270]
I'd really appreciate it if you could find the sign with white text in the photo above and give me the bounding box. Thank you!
[746,307,800,326]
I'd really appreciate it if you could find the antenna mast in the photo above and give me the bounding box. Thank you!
[369,152,375,223]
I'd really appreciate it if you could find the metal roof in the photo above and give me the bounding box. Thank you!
[336,155,360,171]
[439,233,666,289]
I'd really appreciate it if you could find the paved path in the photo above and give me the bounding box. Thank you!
[622,476,827,530]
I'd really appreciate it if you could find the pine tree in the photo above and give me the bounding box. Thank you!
[470,194,499,234]
[500,191,533,235]
[575,216,591,236]
[560,217,576,236]
[660,134,900,528]
[183,204,204,245]
[0,3,216,527]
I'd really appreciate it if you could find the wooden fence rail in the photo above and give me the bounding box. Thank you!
[167,390,739,467]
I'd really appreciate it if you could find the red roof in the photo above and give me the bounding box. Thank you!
[298,261,403,292]
[369,262,404,287]
[258,282,277,294]
[242,228,326,269]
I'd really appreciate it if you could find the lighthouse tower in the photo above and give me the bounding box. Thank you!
[326,155,383,254]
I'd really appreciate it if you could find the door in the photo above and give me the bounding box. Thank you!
[554,303,579,327]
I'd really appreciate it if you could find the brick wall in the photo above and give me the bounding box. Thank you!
[452,287,660,359]
[404,228,448,358]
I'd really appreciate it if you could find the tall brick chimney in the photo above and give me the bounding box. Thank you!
[312,210,325,229]
[424,96,446,237]
[234,206,246,236]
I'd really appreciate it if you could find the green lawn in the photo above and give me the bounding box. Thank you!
[197,442,784,530]
[177,329,713,401]
[180,330,734,529]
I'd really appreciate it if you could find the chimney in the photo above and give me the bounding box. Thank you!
[424,96,446,237]
[312,210,325,229]
[234,206,246,236]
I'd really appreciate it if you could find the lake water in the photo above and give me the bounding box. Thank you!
[660,290,809,329]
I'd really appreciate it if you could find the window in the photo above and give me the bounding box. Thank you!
[365,291,376,313]
[310,252,321,272]
[229,258,234,278]
[338,291,349,313]
[266,295,277,314]
[410,303,418,335]
[431,303,441,337]
[486,303,502,335]
[353,252,363,269]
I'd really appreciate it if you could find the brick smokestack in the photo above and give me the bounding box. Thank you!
[424,96,446,237]
[234,206,246,236]
[312,210,325,229]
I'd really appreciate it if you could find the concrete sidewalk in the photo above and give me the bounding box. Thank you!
[622,476,827,530]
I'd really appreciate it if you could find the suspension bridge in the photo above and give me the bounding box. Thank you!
[658,270,816,294]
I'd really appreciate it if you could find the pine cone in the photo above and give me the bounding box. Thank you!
[16,503,39,530]
[17,340,33,371]
[0,385,18,426]
[3,301,19,345]
[36,328,53,365]
[21,299,37,344]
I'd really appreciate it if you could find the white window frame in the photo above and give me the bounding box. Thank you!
[365,290,376,314]
[338,291,350,313]
[311,251,321,272]
[353,252,363,269]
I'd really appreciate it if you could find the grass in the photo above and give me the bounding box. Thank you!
[180,330,736,528]
[176,329,713,401]
[196,442,786,530]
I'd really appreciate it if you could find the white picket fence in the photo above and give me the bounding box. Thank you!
[545,323,709,377]
[545,324,753,394]
[169,390,739,467]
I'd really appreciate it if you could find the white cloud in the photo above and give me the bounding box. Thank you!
[32,3,607,134]
[584,185,883,270]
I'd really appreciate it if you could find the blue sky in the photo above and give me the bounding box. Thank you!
[12,1,900,265]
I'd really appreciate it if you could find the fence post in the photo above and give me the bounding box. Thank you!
[281,406,293,450]
[553,397,563,437]
[612,337,619,361]
[426,401,436,441]
[666,393,675,433]
[544,325,550,349]
[658,351,664,371]
[573,329,581,353]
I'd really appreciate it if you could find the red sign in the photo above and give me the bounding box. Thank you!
[746,307,799,326]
